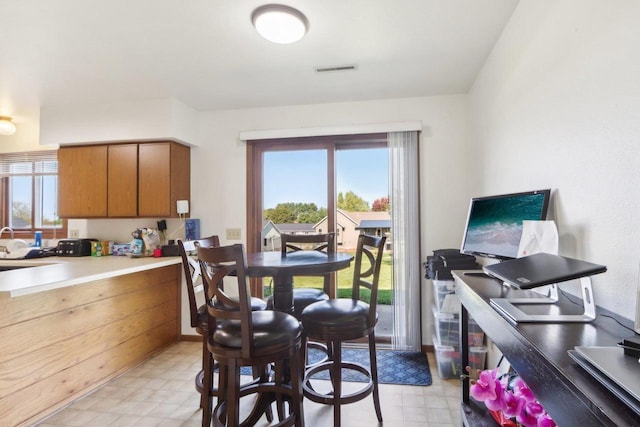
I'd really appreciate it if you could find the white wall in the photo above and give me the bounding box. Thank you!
[40,98,201,146]
[190,95,472,340]
[469,0,640,319]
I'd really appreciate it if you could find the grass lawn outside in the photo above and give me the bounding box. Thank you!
[263,251,393,305]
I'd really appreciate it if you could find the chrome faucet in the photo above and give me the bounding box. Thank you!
[0,226,14,240]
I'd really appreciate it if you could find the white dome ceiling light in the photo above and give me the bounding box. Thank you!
[0,117,16,136]
[251,4,309,44]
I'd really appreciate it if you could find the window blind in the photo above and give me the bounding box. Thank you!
[0,151,58,175]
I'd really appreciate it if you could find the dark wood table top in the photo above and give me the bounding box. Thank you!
[454,270,640,427]
[246,250,353,277]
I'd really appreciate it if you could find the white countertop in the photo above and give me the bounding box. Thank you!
[0,255,182,298]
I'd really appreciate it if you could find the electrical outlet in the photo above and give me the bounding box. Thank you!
[226,228,241,240]
[69,229,80,238]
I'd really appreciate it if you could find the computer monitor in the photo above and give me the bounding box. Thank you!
[460,189,551,260]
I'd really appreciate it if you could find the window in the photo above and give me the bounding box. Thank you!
[0,151,65,238]
[247,131,422,350]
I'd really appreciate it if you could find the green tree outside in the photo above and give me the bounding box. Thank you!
[337,191,369,211]
[264,202,327,224]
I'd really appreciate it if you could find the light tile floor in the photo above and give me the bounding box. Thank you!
[35,341,461,427]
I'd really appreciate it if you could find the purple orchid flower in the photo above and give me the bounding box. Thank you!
[512,377,536,402]
[537,412,557,427]
[470,368,499,401]
[501,391,525,418]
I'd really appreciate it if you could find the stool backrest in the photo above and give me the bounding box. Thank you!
[281,232,335,255]
[197,244,255,358]
[351,234,387,319]
[281,232,335,294]
[178,235,220,328]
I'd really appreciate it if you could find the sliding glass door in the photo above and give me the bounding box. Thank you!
[247,134,398,343]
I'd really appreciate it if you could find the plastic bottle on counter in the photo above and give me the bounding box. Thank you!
[35,231,42,248]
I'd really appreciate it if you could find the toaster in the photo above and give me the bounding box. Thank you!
[56,238,97,256]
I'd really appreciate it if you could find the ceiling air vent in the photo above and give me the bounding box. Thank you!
[314,64,358,73]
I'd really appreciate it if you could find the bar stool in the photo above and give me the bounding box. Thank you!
[267,232,335,318]
[178,237,269,425]
[301,234,386,427]
[198,243,305,427]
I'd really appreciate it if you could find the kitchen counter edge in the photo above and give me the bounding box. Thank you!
[0,256,182,299]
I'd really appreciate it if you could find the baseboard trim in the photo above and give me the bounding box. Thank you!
[422,344,434,353]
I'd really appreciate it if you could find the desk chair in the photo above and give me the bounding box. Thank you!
[301,234,386,427]
[178,237,268,425]
[198,244,304,427]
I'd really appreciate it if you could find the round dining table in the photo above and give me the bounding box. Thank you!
[246,250,354,314]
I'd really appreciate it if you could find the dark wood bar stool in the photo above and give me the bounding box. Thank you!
[177,237,268,425]
[267,232,335,317]
[198,243,305,427]
[178,235,221,410]
[267,233,335,366]
[301,234,386,427]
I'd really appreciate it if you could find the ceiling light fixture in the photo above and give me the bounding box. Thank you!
[0,117,16,136]
[251,4,309,44]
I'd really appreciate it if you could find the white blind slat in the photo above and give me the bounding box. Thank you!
[0,151,58,175]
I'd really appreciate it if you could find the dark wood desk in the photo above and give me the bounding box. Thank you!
[247,250,353,313]
[453,271,640,427]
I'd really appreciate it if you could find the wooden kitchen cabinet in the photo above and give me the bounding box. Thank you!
[58,141,190,218]
[108,144,138,217]
[138,142,190,217]
[58,145,108,217]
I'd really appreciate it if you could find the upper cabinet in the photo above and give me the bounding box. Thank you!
[58,145,109,218]
[108,143,138,217]
[138,142,190,217]
[58,141,190,218]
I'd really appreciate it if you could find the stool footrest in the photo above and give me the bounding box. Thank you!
[303,361,374,405]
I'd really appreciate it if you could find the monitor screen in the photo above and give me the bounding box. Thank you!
[460,189,551,260]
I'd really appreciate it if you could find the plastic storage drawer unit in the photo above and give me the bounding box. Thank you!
[432,280,460,313]
[433,333,487,379]
[432,305,485,347]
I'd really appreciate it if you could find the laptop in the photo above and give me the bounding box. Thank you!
[568,345,640,416]
[483,252,606,289]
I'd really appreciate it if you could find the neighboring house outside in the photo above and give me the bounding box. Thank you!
[261,221,316,252]
[262,210,391,252]
[314,209,391,250]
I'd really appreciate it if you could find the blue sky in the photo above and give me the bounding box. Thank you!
[263,148,389,209]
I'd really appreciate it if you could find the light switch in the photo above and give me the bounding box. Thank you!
[226,228,241,240]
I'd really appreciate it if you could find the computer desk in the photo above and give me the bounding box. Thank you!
[453,271,639,427]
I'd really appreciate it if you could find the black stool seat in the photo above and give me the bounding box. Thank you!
[214,310,301,349]
[301,299,377,338]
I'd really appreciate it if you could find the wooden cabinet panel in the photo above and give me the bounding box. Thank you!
[138,143,171,217]
[58,141,190,218]
[108,144,138,217]
[58,146,108,217]
[138,142,190,217]
[169,142,190,217]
